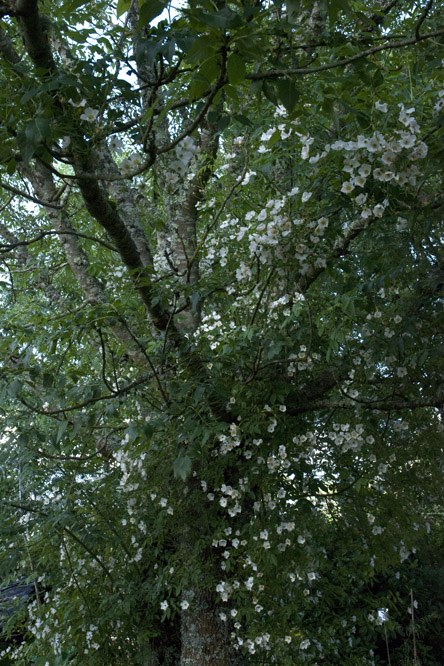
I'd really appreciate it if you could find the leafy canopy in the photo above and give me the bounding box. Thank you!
[0,0,443,664]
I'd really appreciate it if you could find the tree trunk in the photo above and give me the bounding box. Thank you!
[180,589,242,666]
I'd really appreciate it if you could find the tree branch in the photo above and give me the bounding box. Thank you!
[248,29,444,81]
[0,178,64,208]
[296,215,375,293]
[18,372,154,416]
[15,0,56,72]
[288,393,444,415]
[0,220,67,305]
[189,158,250,274]
[73,153,173,331]
[415,0,434,40]
[0,228,119,254]
[0,3,24,18]
[0,24,21,63]
[92,145,154,269]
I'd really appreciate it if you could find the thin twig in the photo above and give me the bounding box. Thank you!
[0,229,118,254]
[0,194,14,213]
[18,373,154,416]
[248,28,444,80]
[384,622,392,666]
[157,46,228,157]
[0,179,64,209]
[97,328,118,394]
[415,0,433,39]
[189,158,250,272]
[250,268,275,326]
[410,588,418,664]
[116,316,170,405]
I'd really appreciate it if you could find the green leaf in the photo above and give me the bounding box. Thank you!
[186,36,216,65]
[117,0,131,17]
[192,7,240,29]
[125,422,141,442]
[275,78,299,112]
[192,385,205,405]
[8,379,22,397]
[372,68,384,88]
[199,55,220,83]
[224,84,240,105]
[138,0,168,27]
[16,131,35,163]
[56,420,69,443]
[24,117,52,145]
[217,114,230,131]
[6,157,16,174]
[286,0,300,24]
[173,451,192,480]
[227,53,246,85]
[262,80,278,105]
[327,0,352,23]
[188,74,210,101]
[355,477,370,492]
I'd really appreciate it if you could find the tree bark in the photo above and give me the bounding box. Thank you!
[180,589,243,666]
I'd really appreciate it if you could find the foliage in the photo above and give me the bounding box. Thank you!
[0,0,443,664]
[370,514,444,666]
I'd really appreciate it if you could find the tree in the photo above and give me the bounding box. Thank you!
[0,0,443,663]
